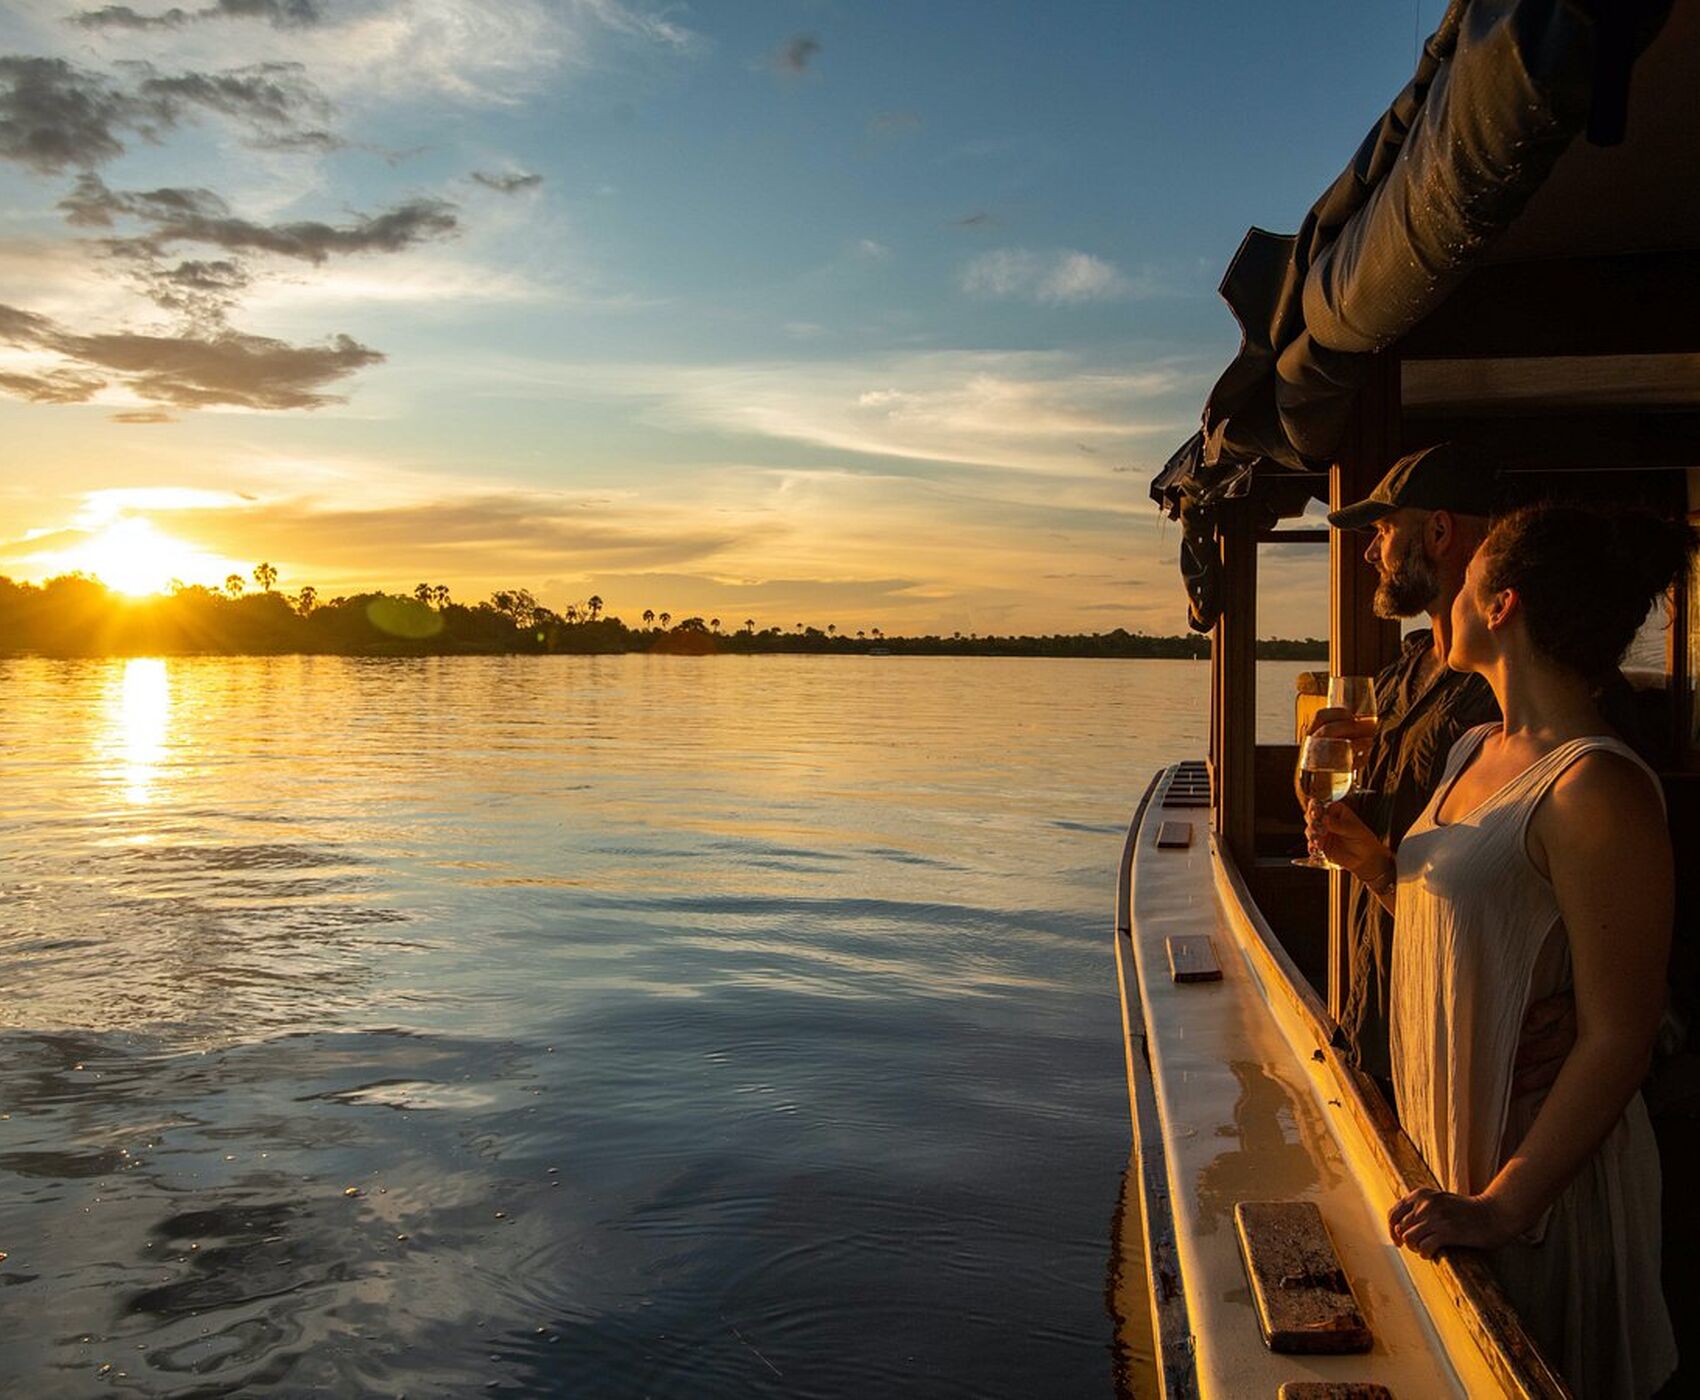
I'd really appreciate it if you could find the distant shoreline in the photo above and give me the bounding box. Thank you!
[0,574,1326,660]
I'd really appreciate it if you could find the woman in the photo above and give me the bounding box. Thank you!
[1311,504,1693,1397]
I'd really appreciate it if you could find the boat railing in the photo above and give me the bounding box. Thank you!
[1210,833,1572,1399]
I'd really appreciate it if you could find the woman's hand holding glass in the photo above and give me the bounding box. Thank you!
[1305,794,1393,885]
[1292,734,1356,868]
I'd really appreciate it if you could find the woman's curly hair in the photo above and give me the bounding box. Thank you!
[1477,505,1698,678]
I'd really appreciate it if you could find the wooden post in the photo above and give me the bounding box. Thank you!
[1216,503,1259,866]
[1328,355,1404,1020]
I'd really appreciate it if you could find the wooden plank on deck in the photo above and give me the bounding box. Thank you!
[1235,1200,1372,1354]
[1155,820,1193,850]
[1165,935,1221,983]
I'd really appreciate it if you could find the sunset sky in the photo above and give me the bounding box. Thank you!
[1,1,1442,637]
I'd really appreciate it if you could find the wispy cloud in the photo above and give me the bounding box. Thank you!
[960,247,1138,305]
[866,110,919,139]
[471,349,1202,477]
[470,169,542,195]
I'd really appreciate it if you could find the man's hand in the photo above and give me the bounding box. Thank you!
[1511,991,1577,1096]
[1305,705,1376,744]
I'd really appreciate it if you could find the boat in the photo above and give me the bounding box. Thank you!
[1115,2,1699,1394]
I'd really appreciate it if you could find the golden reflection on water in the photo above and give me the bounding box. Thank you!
[106,657,172,804]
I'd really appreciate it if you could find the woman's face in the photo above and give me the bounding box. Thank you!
[1448,546,1499,672]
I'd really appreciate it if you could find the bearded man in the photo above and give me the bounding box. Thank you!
[1321,444,1500,1093]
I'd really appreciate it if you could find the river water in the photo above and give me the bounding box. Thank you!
[0,654,1307,1397]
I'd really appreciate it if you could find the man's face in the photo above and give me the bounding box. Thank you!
[1365,510,1439,619]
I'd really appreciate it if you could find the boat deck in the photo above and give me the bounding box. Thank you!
[1115,762,1528,1398]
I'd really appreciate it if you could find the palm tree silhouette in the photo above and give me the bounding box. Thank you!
[710,617,720,633]
[659,611,671,628]
[224,573,245,598]
[826,623,834,636]
[587,595,603,622]
[642,609,655,628]
[743,618,754,633]
[253,562,278,593]
[431,584,451,609]
[296,585,317,615]
[413,582,432,605]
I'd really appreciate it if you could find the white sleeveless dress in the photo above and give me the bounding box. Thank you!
[1390,724,1677,1398]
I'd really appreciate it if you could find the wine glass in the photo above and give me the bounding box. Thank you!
[1327,675,1379,794]
[1293,734,1356,868]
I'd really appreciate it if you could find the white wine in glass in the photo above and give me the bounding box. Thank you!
[1327,675,1379,794]
[1293,734,1356,869]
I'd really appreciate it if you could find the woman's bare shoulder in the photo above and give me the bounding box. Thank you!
[1542,744,1666,848]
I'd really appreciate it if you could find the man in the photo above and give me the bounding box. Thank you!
[1320,443,1500,1095]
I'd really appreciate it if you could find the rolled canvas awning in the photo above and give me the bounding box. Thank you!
[1154,0,1685,630]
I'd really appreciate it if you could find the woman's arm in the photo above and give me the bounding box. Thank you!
[1389,751,1671,1258]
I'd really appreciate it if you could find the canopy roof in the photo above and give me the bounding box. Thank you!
[1152,0,1696,630]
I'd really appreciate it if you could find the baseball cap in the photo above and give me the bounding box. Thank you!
[1326,443,1498,531]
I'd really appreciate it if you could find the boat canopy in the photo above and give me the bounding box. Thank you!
[1154,0,1690,630]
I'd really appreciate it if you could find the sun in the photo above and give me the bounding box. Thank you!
[68,518,232,597]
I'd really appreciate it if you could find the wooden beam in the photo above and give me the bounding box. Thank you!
[1397,251,1700,360]
[1216,505,1259,867]
[1402,412,1700,473]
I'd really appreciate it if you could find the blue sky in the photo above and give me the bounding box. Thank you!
[0,1,1445,635]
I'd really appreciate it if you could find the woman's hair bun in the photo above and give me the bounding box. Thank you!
[1606,511,1698,603]
[1481,504,1697,677]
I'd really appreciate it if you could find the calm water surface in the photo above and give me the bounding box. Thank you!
[0,655,1306,1397]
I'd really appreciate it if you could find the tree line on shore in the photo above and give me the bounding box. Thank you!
[0,567,1325,660]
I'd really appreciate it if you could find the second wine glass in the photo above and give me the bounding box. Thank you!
[1293,733,1356,869]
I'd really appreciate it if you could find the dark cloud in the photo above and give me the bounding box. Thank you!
[0,57,162,173]
[134,258,252,323]
[773,34,820,74]
[136,65,330,131]
[110,408,178,423]
[71,0,325,32]
[165,196,459,262]
[61,174,459,263]
[0,301,383,411]
[0,56,334,173]
[470,170,542,195]
[950,211,996,228]
[0,368,106,403]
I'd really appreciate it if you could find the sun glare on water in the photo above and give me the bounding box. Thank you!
[65,518,235,597]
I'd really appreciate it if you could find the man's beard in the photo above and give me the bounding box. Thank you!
[1373,535,1439,618]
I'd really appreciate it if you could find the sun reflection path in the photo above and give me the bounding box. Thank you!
[107,657,172,805]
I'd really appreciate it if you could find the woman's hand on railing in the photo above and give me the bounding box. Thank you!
[1388,1187,1519,1259]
